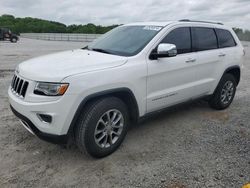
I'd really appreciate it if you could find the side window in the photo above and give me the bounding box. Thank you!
[161,27,191,54]
[191,27,218,51]
[215,29,236,48]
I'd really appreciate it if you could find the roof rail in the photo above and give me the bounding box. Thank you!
[179,19,223,25]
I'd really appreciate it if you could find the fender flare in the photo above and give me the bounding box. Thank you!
[222,65,241,85]
[212,65,241,95]
[66,87,139,136]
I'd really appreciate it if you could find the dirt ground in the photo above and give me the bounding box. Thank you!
[0,38,249,188]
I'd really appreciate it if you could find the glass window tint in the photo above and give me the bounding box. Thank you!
[192,27,218,51]
[88,25,162,56]
[215,29,236,48]
[161,27,191,54]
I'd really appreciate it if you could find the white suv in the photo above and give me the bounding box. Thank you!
[9,20,244,157]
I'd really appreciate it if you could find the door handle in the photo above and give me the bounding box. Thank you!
[219,53,226,57]
[185,58,196,63]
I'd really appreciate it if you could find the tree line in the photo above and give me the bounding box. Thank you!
[1,14,250,41]
[233,28,250,41]
[0,14,118,34]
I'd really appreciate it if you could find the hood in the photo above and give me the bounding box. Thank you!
[17,49,127,82]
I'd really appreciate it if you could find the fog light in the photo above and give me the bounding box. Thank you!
[37,114,52,123]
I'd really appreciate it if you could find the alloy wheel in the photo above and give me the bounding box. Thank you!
[94,109,124,148]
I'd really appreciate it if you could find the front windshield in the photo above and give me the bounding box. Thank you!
[87,25,163,56]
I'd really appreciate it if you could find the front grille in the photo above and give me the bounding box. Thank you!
[11,74,29,98]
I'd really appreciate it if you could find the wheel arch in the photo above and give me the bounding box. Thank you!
[223,65,241,86]
[10,36,18,42]
[67,88,139,136]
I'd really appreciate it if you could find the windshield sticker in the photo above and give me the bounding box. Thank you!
[143,26,162,31]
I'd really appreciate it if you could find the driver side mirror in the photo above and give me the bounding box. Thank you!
[150,43,177,60]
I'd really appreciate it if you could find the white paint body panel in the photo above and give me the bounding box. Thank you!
[8,21,244,135]
[17,49,127,82]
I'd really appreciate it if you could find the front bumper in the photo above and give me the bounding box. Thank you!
[8,85,78,135]
[10,105,68,144]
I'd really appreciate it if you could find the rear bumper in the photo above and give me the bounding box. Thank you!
[10,105,68,145]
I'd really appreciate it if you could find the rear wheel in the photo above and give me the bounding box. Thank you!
[209,74,237,110]
[75,97,129,158]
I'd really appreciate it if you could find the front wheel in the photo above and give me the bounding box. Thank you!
[209,74,237,110]
[75,97,129,158]
[10,37,17,43]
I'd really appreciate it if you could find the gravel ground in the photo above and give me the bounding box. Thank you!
[0,38,249,188]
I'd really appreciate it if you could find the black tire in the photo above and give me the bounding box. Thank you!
[75,97,129,158]
[209,74,237,110]
[10,37,17,43]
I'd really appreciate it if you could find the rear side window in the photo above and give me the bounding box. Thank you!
[215,29,236,48]
[161,27,191,54]
[191,27,218,51]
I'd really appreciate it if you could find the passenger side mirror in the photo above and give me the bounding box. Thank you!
[150,43,177,60]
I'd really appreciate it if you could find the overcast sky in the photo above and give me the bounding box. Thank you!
[1,0,250,30]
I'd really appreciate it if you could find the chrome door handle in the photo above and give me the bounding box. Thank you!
[219,53,226,57]
[185,58,196,63]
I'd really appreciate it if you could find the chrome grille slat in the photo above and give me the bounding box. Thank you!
[17,80,23,94]
[11,75,16,88]
[21,81,29,97]
[13,76,18,90]
[14,77,19,91]
[20,81,25,95]
[11,74,29,98]
[16,79,22,94]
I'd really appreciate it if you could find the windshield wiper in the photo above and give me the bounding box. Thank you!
[91,48,112,54]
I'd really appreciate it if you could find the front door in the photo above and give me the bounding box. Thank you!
[146,27,198,112]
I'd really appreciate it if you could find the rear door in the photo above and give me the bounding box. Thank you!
[191,27,220,96]
[215,28,238,67]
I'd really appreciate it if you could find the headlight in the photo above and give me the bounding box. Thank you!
[34,82,69,96]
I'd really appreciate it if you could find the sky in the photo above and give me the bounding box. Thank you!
[1,0,250,30]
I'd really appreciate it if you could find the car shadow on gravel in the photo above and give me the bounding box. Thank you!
[131,99,209,130]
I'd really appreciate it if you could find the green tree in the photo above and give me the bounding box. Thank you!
[0,14,119,34]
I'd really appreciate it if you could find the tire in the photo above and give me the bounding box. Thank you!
[75,97,129,158]
[10,37,17,43]
[209,74,237,110]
